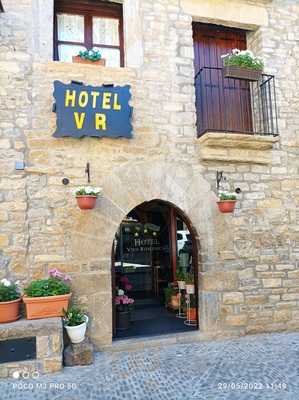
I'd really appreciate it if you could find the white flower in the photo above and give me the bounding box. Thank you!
[15,280,20,286]
[118,289,124,296]
[221,53,229,59]
[1,278,11,287]
[232,48,240,55]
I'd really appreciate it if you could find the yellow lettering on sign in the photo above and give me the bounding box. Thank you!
[91,91,100,108]
[78,91,88,107]
[65,90,76,107]
[113,94,121,111]
[95,113,107,130]
[74,112,86,129]
[102,92,112,109]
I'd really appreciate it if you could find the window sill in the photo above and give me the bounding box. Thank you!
[197,132,279,164]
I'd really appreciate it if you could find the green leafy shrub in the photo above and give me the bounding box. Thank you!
[24,277,71,297]
[0,279,20,302]
[218,192,237,201]
[63,307,86,327]
[222,49,264,70]
[78,48,102,62]
[176,269,186,281]
[73,186,102,197]
[185,273,194,284]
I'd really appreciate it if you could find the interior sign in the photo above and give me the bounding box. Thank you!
[53,80,133,138]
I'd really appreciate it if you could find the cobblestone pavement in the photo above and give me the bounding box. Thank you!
[1,332,299,400]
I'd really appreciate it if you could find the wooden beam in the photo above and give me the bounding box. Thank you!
[169,207,177,282]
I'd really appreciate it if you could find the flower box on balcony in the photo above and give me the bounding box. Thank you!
[223,66,262,81]
[72,56,106,66]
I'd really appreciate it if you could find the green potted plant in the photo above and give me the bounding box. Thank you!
[217,191,237,213]
[74,186,102,210]
[63,307,88,344]
[221,49,264,81]
[0,278,21,323]
[185,273,195,295]
[115,291,134,331]
[72,48,106,66]
[23,269,71,320]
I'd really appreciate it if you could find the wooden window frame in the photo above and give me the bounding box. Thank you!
[54,0,124,67]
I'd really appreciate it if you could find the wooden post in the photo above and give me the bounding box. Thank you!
[169,207,177,282]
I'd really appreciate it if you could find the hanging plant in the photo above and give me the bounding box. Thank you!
[74,186,102,210]
[217,191,237,213]
[222,49,264,81]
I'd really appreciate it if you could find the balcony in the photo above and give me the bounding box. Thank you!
[195,67,279,164]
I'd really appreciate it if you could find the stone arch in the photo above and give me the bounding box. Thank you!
[71,160,227,347]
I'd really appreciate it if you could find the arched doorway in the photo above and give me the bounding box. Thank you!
[111,200,200,339]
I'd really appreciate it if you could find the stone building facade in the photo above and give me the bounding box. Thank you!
[0,0,299,349]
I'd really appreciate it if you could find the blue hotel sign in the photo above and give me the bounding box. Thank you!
[53,81,133,138]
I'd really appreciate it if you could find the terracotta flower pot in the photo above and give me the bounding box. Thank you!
[170,294,179,310]
[76,196,97,210]
[23,293,71,320]
[217,200,236,213]
[0,298,21,323]
[187,307,197,321]
[72,56,106,66]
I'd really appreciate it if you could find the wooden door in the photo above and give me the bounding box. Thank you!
[193,23,253,134]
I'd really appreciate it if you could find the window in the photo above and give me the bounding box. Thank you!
[54,0,124,67]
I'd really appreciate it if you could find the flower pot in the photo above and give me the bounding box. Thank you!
[72,56,106,66]
[185,284,195,295]
[116,310,131,330]
[187,307,197,321]
[223,65,262,81]
[217,200,236,213]
[177,280,185,290]
[65,315,88,344]
[170,294,179,309]
[76,196,97,210]
[23,293,71,320]
[0,298,21,323]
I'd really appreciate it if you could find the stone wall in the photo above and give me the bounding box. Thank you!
[0,0,299,348]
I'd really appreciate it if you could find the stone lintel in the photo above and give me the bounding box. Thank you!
[197,132,279,164]
[181,0,268,29]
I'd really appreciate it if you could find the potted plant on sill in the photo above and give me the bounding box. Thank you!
[72,48,106,66]
[115,291,134,331]
[222,49,264,81]
[0,278,21,323]
[185,273,195,295]
[63,307,88,344]
[217,191,237,214]
[23,269,71,320]
[74,186,102,210]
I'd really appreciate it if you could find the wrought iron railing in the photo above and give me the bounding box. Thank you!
[195,67,278,137]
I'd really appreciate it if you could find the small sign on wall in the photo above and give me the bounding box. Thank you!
[53,81,133,138]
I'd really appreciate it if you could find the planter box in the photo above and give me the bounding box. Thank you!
[223,65,262,81]
[0,298,21,323]
[72,56,106,66]
[23,293,71,320]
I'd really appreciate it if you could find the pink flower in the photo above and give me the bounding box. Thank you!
[114,295,134,305]
[125,283,132,291]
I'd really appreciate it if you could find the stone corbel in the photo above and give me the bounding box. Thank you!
[197,132,279,164]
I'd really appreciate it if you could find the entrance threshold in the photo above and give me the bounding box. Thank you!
[103,331,203,353]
